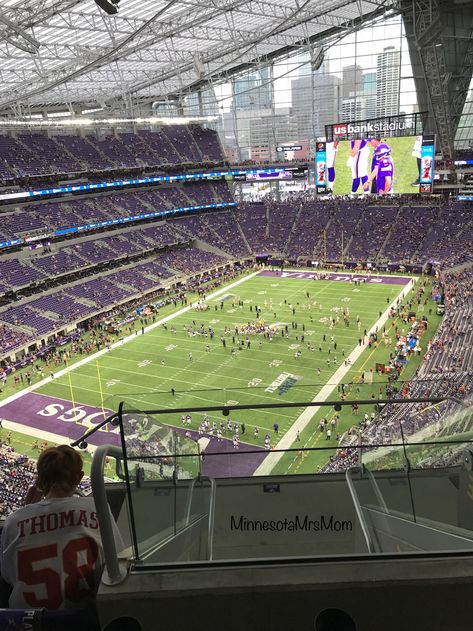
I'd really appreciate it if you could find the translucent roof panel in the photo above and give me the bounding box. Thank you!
[0,0,393,109]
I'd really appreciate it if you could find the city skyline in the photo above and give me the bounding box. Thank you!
[204,17,417,157]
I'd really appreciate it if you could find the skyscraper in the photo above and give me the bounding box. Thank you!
[291,73,341,139]
[376,46,400,117]
[341,98,364,122]
[342,64,363,100]
[232,67,272,111]
[362,72,377,119]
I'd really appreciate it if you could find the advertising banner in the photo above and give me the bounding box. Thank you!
[325,112,426,142]
[419,134,435,193]
[315,141,327,194]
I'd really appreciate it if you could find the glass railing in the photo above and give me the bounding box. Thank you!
[95,384,473,564]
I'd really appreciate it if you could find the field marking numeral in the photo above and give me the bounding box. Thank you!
[248,378,262,388]
[106,379,120,387]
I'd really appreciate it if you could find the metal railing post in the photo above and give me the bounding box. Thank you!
[207,478,217,560]
[91,444,128,586]
[345,467,376,553]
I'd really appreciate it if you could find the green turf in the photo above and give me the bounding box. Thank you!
[0,275,246,401]
[4,271,443,475]
[33,273,414,464]
[331,137,419,195]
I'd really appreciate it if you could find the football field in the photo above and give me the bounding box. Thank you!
[0,269,415,476]
[3,271,409,470]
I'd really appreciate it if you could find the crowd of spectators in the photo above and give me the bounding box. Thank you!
[0,126,225,183]
[322,266,473,473]
[0,445,37,518]
[0,442,93,518]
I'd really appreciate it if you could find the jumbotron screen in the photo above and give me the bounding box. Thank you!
[323,136,422,195]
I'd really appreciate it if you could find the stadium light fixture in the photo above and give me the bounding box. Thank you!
[94,0,119,15]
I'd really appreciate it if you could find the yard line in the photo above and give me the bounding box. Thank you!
[0,271,261,413]
[48,377,291,422]
[57,365,299,416]
[254,278,416,476]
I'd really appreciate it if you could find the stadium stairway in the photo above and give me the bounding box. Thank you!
[192,239,234,261]
[376,205,403,262]
[187,128,205,161]
[284,201,305,257]
[233,211,253,255]
[51,135,84,168]
[85,135,118,169]
[313,216,333,260]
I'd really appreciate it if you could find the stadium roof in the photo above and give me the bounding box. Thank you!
[0,0,396,112]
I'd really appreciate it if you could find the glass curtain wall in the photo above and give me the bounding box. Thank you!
[455,77,473,152]
[183,16,419,162]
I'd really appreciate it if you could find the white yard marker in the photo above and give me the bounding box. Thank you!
[254,277,417,476]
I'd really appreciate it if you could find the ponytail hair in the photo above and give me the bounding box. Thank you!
[36,445,83,496]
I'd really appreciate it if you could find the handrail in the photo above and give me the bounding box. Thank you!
[207,477,217,561]
[184,477,198,526]
[118,396,447,417]
[364,467,389,513]
[69,387,467,453]
[91,444,128,586]
[119,437,473,462]
[345,467,376,554]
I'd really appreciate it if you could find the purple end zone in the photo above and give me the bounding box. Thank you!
[0,392,120,447]
[173,427,267,477]
[259,269,412,285]
[0,393,268,476]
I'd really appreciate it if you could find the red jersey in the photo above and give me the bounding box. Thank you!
[0,495,124,610]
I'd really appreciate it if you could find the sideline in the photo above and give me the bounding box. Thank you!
[0,271,260,433]
[254,276,417,475]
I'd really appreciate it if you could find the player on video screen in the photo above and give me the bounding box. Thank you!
[326,140,339,190]
[347,139,369,194]
[364,138,394,195]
